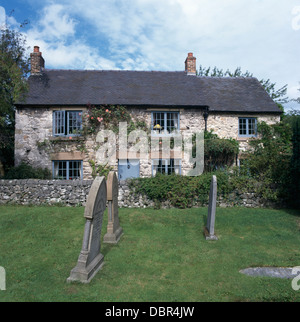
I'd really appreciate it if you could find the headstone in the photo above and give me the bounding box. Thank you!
[204,175,218,240]
[103,171,123,243]
[67,176,107,283]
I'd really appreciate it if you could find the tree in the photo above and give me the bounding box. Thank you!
[0,26,30,171]
[245,121,293,202]
[293,86,300,105]
[198,66,288,112]
[289,117,300,208]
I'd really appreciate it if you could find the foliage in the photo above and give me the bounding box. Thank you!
[0,26,30,170]
[203,130,239,171]
[83,104,148,134]
[2,162,51,179]
[244,121,293,202]
[128,171,262,209]
[288,117,300,208]
[88,160,114,179]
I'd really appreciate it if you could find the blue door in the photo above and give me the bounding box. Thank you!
[118,159,140,180]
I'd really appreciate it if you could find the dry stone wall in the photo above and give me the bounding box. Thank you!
[0,179,277,208]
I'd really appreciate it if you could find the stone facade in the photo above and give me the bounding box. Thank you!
[207,112,281,153]
[14,106,281,179]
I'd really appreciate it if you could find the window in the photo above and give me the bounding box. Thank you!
[152,159,181,176]
[239,118,257,137]
[52,160,83,180]
[151,112,179,135]
[53,110,82,136]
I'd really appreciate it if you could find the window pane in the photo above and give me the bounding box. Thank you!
[54,111,65,135]
[248,119,256,135]
[167,159,175,175]
[53,161,67,179]
[68,161,81,180]
[166,113,179,134]
[68,111,82,135]
[53,161,81,180]
[152,112,165,134]
[153,159,181,176]
[239,118,247,135]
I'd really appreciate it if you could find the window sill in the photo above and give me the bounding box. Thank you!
[50,136,84,142]
[237,136,257,141]
[151,132,181,137]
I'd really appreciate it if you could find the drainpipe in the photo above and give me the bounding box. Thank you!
[203,106,209,132]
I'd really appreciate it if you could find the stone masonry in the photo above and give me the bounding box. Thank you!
[15,106,280,179]
[0,179,279,208]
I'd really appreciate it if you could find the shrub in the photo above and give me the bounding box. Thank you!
[245,121,293,202]
[129,171,238,209]
[2,162,51,179]
[192,131,239,172]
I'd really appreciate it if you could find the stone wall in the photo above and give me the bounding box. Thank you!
[0,179,278,208]
[0,179,93,206]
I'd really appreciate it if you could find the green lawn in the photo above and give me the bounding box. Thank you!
[0,205,299,302]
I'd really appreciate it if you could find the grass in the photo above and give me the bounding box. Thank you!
[0,205,299,302]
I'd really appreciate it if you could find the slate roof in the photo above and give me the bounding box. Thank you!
[17,69,281,113]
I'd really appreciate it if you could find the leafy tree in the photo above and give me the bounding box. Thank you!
[245,121,293,202]
[0,25,30,171]
[288,117,300,209]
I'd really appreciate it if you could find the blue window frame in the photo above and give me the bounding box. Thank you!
[53,110,82,136]
[151,112,180,135]
[152,159,181,176]
[239,118,257,137]
[52,160,83,180]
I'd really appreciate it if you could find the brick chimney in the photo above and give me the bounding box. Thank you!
[30,46,45,75]
[185,52,196,75]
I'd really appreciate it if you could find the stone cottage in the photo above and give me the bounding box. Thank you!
[15,47,281,180]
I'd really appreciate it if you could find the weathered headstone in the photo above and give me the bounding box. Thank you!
[103,171,123,244]
[67,176,107,283]
[204,175,218,240]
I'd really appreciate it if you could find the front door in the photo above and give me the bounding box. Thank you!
[118,159,140,180]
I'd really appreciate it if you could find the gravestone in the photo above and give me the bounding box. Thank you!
[204,175,218,241]
[103,171,123,244]
[67,176,107,283]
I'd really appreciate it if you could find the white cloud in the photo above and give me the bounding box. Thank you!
[0,6,6,29]
[23,3,117,69]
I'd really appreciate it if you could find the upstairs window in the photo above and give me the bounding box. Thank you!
[239,117,257,137]
[151,112,179,135]
[53,110,82,136]
[52,160,83,180]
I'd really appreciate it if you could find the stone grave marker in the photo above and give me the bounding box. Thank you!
[204,175,218,241]
[103,171,123,244]
[67,176,107,283]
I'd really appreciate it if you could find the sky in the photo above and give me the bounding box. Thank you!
[0,0,299,111]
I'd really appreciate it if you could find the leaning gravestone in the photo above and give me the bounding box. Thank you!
[103,171,123,244]
[204,175,218,241]
[67,176,107,283]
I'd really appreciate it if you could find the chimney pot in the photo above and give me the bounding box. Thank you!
[34,46,40,53]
